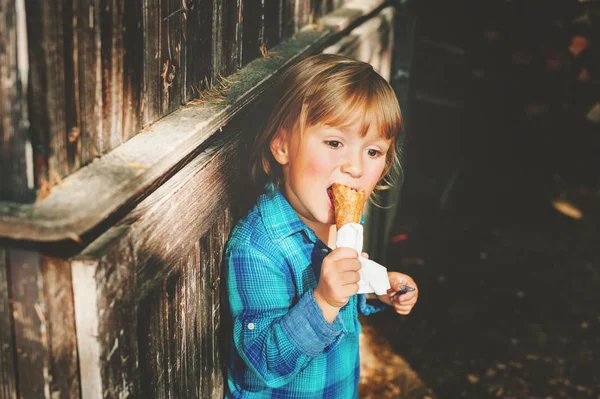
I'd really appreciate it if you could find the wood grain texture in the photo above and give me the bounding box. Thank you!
[143,0,161,124]
[0,0,386,243]
[41,256,80,398]
[64,0,82,172]
[263,0,282,51]
[100,0,124,150]
[0,0,33,203]
[144,0,184,124]
[241,0,262,66]
[213,0,241,78]
[183,0,212,102]
[223,0,241,76]
[0,248,17,399]
[281,0,296,37]
[71,260,102,399]
[72,130,243,397]
[122,0,143,142]
[7,249,49,398]
[26,0,69,184]
[76,0,103,159]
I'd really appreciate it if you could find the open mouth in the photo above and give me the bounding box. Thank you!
[327,186,333,200]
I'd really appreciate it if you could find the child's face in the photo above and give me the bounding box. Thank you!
[271,122,391,232]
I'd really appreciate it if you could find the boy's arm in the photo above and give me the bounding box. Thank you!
[227,245,346,388]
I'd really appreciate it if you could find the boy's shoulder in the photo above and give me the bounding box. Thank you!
[226,197,278,256]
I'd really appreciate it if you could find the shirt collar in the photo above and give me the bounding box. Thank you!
[258,182,319,243]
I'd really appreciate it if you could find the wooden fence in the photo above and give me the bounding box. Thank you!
[0,0,414,397]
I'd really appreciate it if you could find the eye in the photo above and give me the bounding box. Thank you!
[367,148,383,157]
[325,140,342,148]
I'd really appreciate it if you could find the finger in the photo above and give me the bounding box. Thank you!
[337,258,362,272]
[340,271,360,285]
[394,302,415,313]
[329,247,359,261]
[394,292,417,303]
[343,283,360,297]
[361,252,369,259]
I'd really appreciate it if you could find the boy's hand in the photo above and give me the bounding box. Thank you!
[378,272,418,315]
[314,247,361,322]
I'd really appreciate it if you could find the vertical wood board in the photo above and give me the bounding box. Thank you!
[71,260,102,399]
[241,0,262,66]
[7,249,49,398]
[41,257,80,398]
[0,248,17,399]
[0,0,33,202]
[183,0,212,102]
[26,0,69,186]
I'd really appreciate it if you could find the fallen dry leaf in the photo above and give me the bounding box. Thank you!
[569,36,589,56]
[552,200,583,220]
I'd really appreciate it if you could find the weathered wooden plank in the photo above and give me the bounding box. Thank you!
[76,0,103,159]
[64,0,82,172]
[198,233,213,397]
[223,0,241,76]
[281,0,296,37]
[213,0,241,78]
[100,0,125,150]
[263,0,282,50]
[71,260,102,398]
[7,249,48,398]
[295,0,312,30]
[129,132,242,284]
[161,0,184,112]
[209,210,230,397]
[183,0,212,102]
[184,245,200,399]
[241,0,262,66]
[165,273,179,398]
[0,0,387,242]
[95,245,139,398]
[212,0,224,77]
[143,0,161,123]
[73,128,243,397]
[0,0,34,203]
[41,257,80,398]
[26,0,69,185]
[322,0,333,15]
[0,248,17,399]
[138,282,168,398]
[122,0,144,142]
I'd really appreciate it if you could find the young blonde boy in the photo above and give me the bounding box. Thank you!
[225,53,418,398]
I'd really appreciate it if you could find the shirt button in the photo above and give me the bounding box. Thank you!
[247,323,255,330]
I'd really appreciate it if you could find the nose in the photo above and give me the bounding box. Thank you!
[341,151,363,178]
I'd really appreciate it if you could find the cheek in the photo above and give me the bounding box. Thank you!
[364,161,387,189]
[306,151,335,175]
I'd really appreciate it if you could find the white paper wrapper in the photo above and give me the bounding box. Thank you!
[335,223,391,295]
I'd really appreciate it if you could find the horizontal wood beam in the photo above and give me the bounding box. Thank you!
[0,0,389,242]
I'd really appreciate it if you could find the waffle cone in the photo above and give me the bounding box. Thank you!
[332,183,365,230]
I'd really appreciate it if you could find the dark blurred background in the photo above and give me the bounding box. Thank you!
[373,0,599,397]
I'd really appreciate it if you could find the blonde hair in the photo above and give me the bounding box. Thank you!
[250,53,404,193]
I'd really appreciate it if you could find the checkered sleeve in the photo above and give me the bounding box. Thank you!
[357,294,387,315]
[227,244,345,388]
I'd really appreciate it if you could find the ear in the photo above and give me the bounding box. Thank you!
[270,132,289,166]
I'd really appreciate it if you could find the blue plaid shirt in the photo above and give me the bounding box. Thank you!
[224,182,385,398]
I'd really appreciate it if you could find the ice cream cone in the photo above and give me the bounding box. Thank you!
[332,183,365,230]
